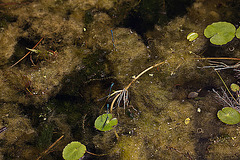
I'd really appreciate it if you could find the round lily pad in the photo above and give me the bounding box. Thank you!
[63,141,86,160]
[230,83,239,92]
[187,32,198,41]
[204,22,236,45]
[217,107,240,125]
[94,114,118,131]
[236,27,240,39]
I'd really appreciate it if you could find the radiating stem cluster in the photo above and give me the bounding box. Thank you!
[109,61,166,113]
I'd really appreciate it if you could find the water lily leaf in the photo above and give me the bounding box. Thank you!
[95,114,118,131]
[236,27,240,39]
[63,141,86,160]
[217,107,240,125]
[230,83,239,92]
[187,32,198,41]
[204,22,236,45]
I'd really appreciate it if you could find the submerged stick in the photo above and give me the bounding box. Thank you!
[9,37,44,68]
[125,61,165,90]
[36,135,64,160]
[196,57,240,61]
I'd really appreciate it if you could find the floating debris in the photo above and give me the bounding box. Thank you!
[197,108,201,113]
[188,89,202,99]
[184,118,190,125]
[0,126,7,133]
[188,92,198,99]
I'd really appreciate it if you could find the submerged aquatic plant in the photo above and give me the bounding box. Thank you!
[213,87,239,110]
[9,37,58,68]
[213,83,240,124]
[236,27,240,39]
[9,37,44,68]
[62,141,106,160]
[63,141,86,160]
[94,113,118,131]
[217,107,240,125]
[105,61,165,113]
[200,57,240,124]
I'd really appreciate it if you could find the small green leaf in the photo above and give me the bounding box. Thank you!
[63,141,86,160]
[236,27,240,39]
[187,32,198,41]
[217,107,240,125]
[204,22,236,45]
[95,114,118,131]
[230,83,239,92]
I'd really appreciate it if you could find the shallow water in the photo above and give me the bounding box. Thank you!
[0,0,240,160]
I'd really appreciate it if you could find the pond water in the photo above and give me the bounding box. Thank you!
[0,0,240,159]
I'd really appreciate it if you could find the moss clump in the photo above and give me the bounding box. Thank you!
[112,136,147,159]
[37,123,53,150]
[0,103,36,159]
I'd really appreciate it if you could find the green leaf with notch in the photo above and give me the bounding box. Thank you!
[95,114,118,131]
[217,107,240,125]
[204,22,236,45]
[63,141,86,160]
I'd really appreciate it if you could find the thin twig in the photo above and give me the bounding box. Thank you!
[201,61,240,71]
[196,57,240,61]
[125,61,165,90]
[213,89,232,107]
[85,150,106,156]
[36,135,64,160]
[9,37,44,68]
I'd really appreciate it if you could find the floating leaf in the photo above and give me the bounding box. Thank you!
[204,22,236,45]
[217,107,240,125]
[187,32,198,41]
[236,27,240,39]
[63,141,86,160]
[230,83,239,92]
[95,114,118,131]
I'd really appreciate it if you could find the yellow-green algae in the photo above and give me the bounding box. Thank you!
[92,0,240,159]
[0,0,240,159]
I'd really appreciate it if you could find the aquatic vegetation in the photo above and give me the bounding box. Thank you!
[3,70,34,96]
[213,83,240,124]
[187,32,198,41]
[204,22,237,45]
[230,83,239,92]
[63,141,86,160]
[201,58,240,125]
[37,124,53,149]
[236,27,240,39]
[62,141,105,160]
[9,37,58,68]
[9,37,44,68]
[94,113,118,132]
[108,61,165,113]
[201,57,240,124]
[217,107,240,125]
